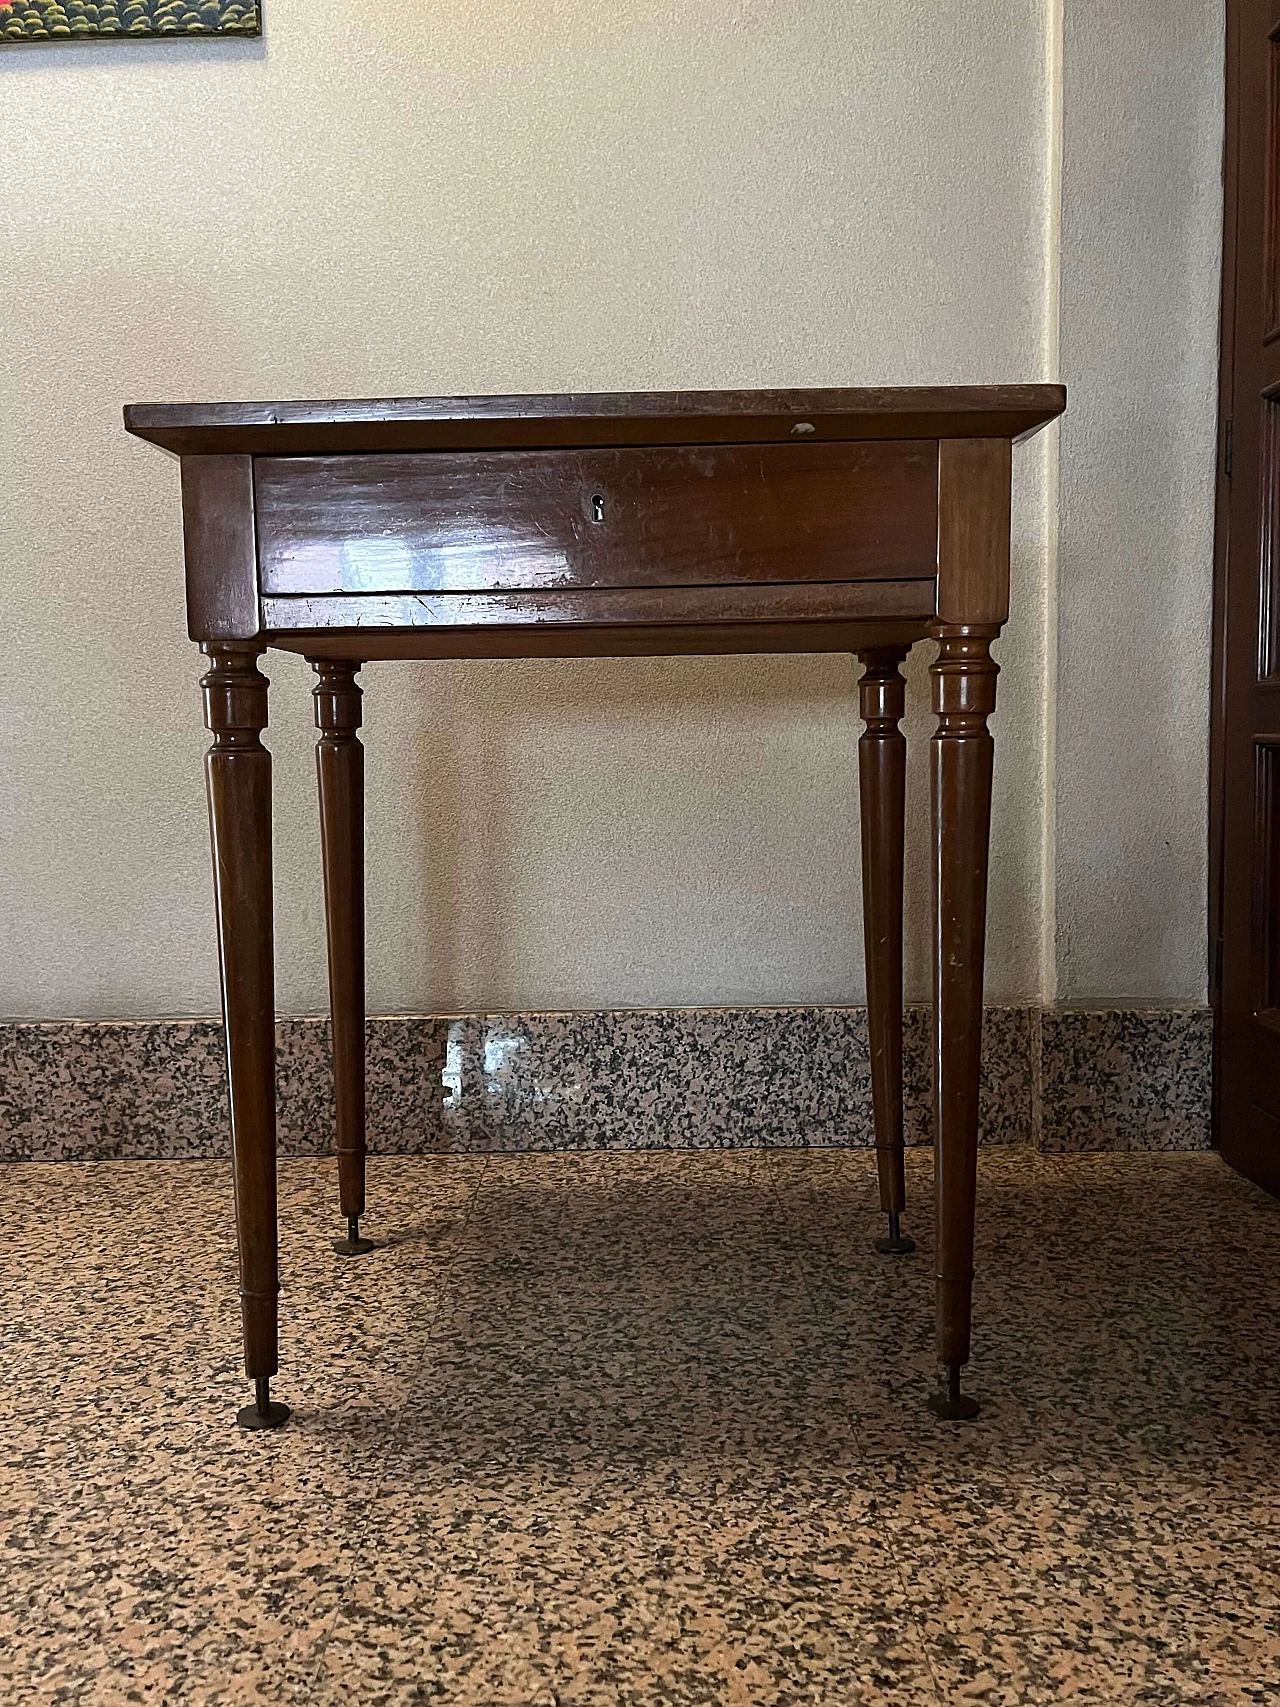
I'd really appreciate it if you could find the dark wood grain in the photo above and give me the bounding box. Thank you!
[271,618,934,662]
[930,625,999,1388]
[180,455,260,641]
[256,442,939,596]
[311,659,366,1227]
[124,385,1065,456]
[201,643,278,1380]
[260,578,936,635]
[936,438,1013,627]
[1213,0,1280,1198]
[930,430,1012,1375]
[858,647,911,1225]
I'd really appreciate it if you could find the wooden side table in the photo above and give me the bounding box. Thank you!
[125,387,1064,1429]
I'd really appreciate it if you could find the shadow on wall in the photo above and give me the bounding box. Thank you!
[362,646,941,1012]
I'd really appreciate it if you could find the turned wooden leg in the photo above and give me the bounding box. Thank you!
[310,659,374,1258]
[928,624,998,1422]
[202,644,289,1431]
[857,645,914,1256]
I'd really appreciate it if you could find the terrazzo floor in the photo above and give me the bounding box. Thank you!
[2,1145,1278,1705]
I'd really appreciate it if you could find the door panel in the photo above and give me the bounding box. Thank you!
[1215,0,1280,1193]
[1263,23,1280,339]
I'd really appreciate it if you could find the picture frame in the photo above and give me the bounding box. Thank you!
[1,0,260,43]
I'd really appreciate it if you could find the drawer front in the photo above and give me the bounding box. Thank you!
[255,441,938,596]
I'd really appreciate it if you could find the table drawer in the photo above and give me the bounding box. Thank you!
[255,441,939,597]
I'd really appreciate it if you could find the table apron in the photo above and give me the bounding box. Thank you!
[260,578,937,635]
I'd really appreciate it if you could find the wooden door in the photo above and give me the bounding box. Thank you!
[1213,0,1280,1193]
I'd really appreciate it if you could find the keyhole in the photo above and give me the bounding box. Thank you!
[591,493,606,524]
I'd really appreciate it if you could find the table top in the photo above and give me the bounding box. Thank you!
[124,385,1065,458]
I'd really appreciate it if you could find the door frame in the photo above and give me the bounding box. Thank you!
[1209,0,1242,1146]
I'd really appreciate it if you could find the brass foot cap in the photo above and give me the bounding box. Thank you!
[237,1399,291,1431]
[927,1390,980,1422]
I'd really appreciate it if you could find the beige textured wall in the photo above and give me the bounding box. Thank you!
[1054,0,1222,1003]
[0,0,1213,1022]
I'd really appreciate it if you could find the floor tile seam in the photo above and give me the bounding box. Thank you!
[349,1147,494,1292]
[762,1133,984,1707]
[893,1584,1280,1641]
[296,1489,955,1707]
[0,1501,366,1707]
[757,1142,864,1268]
[758,1141,860,1319]
[359,1150,493,1477]
[289,1155,495,1701]
[759,1143,925,1328]
[278,1159,494,1518]
[758,1143,864,1324]
[757,1129,950,1640]
[276,1543,380,1707]
[3,1331,41,1396]
[498,1153,892,1558]
[881,1550,956,1707]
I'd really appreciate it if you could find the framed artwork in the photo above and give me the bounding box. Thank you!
[1,0,259,41]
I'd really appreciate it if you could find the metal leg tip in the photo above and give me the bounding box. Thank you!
[873,1211,916,1256]
[332,1215,376,1257]
[237,1378,290,1431]
[927,1366,980,1422]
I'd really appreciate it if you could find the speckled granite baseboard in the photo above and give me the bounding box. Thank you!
[1035,1006,1215,1153]
[0,1005,1211,1162]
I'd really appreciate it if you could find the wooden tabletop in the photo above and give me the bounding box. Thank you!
[124,385,1065,457]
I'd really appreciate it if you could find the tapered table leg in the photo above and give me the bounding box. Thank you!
[202,644,289,1431]
[857,646,914,1256]
[310,659,374,1257]
[928,624,998,1422]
